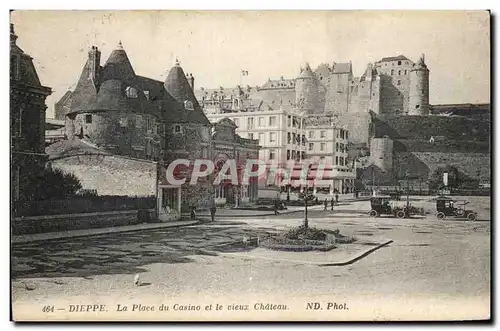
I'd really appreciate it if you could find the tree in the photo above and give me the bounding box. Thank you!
[428,165,460,191]
[27,167,83,200]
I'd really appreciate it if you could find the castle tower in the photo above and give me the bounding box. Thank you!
[295,63,319,114]
[370,136,393,173]
[408,54,430,115]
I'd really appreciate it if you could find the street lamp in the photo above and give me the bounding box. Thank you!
[303,163,312,231]
[209,127,218,205]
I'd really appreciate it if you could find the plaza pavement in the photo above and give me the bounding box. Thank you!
[11,196,491,321]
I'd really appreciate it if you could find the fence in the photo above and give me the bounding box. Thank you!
[12,195,156,217]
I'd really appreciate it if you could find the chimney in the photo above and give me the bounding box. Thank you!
[88,46,101,84]
[10,23,18,46]
[187,73,195,90]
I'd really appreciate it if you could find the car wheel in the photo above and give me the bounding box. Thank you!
[467,213,477,221]
[369,210,378,217]
[396,210,406,219]
[437,212,445,220]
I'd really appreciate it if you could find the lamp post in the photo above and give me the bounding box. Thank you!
[209,127,218,206]
[303,163,312,231]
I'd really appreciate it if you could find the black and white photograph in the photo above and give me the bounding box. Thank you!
[9,9,491,321]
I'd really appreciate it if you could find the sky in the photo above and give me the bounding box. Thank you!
[10,10,491,118]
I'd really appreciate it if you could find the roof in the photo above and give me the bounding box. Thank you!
[60,44,209,125]
[378,55,410,63]
[298,63,315,79]
[45,138,111,160]
[10,23,51,93]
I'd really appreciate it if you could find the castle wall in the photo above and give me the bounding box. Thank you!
[393,152,490,182]
[49,154,157,196]
[338,112,372,144]
[324,72,351,113]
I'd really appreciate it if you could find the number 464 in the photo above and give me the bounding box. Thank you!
[42,305,54,313]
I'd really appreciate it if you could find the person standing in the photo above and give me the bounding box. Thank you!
[324,198,328,211]
[210,205,217,222]
[331,197,334,211]
[335,193,339,204]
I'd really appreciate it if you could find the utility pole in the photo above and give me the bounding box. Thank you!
[406,169,410,208]
[303,164,311,231]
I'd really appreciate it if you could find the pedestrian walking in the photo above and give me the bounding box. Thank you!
[324,198,328,211]
[335,194,339,204]
[210,205,217,222]
[190,206,197,220]
[331,197,334,211]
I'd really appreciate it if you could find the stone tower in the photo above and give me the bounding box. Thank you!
[408,54,430,115]
[370,136,393,173]
[295,63,319,114]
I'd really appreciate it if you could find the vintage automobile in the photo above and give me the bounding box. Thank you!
[369,196,423,219]
[435,196,477,221]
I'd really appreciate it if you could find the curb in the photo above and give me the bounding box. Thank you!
[219,240,394,266]
[11,220,200,245]
[197,209,307,218]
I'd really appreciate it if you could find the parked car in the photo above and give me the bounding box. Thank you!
[369,196,423,219]
[435,196,477,221]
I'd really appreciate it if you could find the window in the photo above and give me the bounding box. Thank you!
[345,131,348,140]
[292,133,296,144]
[404,70,407,75]
[184,100,194,110]
[126,86,138,98]
[302,135,306,146]
[248,133,254,140]
[336,143,339,152]
[269,149,276,160]
[308,143,314,151]
[398,60,402,65]
[301,151,305,160]
[287,115,291,127]
[335,156,339,165]
[269,132,276,143]
[259,117,264,126]
[247,117,254,129]
[340,129,344,139]
[135,115,143,128]
[85,114,92,124]
[320,130,326,138]
[390,69,394,76]
[258,133,264,143]
[416,105,420,109]
[308,131,314,139]
[320,143,325,151]
[287,150,291,160]
[269,116,276,126]
[292,150,296,159]
[287,132,291,144]
[144,91,150,100]
[10,54,20,80]
[398,70,401,75]
[174,124,182,133]
[397,80,401,85]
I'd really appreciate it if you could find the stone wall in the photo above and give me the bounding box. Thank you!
[411,152,490,181]
[11,210,151,235]
[48,154,157,196]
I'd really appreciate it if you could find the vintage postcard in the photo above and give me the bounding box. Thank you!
[10,10,491,322]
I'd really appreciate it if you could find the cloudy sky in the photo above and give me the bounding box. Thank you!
[11,10,490,118]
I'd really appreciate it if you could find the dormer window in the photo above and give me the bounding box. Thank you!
[184,100,194,110]
[174,124,182,133]
[126,86,138,98]
[144,90,150,100]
